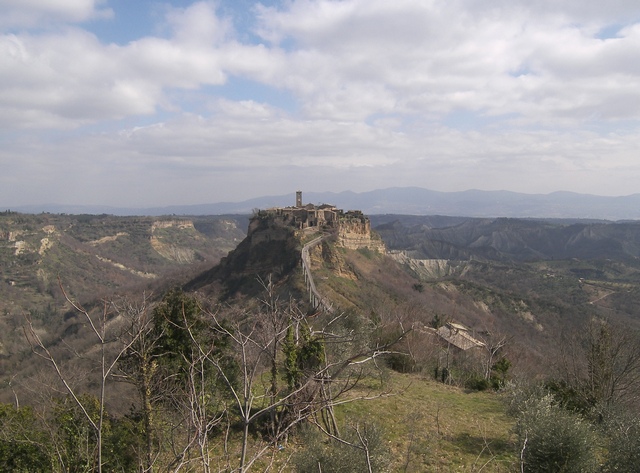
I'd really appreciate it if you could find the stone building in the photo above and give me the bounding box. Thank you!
[259,192,385,252]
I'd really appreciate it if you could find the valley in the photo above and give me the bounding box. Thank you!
[0,209,639,471]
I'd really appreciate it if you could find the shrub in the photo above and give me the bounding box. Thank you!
[602,413,640,473]
[0,404,50,472]
[465,376,490,391]
[293,421,390,473]
[508,387,598,473]
[385,352,417,373]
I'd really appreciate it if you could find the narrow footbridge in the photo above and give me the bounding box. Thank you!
[301,233,334,313]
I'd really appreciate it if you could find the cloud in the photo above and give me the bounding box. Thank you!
[249,0,640,125]
[165,1,234,45]
[4,102,640,207]
[4,0,639,128]
[276,0,640,126]
[0,0,112,28]
[0,2,235,129]
[0,29,156,128]
[2,0,640,207]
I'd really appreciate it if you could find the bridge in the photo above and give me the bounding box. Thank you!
[301,233,334,313]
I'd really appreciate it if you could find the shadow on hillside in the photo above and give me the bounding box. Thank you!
[450,432,513,459]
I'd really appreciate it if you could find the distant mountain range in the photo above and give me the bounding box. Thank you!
[9,187,640,220]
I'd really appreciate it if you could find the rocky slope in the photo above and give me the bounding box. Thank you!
[184,212,305,299]
[0,212,246,360]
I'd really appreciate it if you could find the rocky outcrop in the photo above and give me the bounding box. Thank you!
[185,206,383,301]
[261,193,384,253]
[185,214,302,299]
[388,251,466,279]
[151,220,196,232]
[150,220,200,263]
[337,216,386,252]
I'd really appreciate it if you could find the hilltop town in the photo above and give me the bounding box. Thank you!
[257,191,386,252]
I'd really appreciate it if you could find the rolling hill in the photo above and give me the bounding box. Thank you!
[11,187,640,220]
[2,209,640,471]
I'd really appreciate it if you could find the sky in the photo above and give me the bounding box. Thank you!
[2,0,640,207]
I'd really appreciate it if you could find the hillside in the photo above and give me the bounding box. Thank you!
[5,211,640,379]
[372,216,640,325]
[0,212,247,361]
[372,215,640,263]
[179,211,577,379]
[374,215,640,331]
[184,211,305,300]
[1,210,640,471]
[0,210,521,472]
[6,211,640,384]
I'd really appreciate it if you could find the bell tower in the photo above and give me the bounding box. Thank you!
[296,190,302,207]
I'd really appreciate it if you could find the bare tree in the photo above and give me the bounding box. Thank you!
[23,281,143,473]
[115,289,232,473]
[584,318,640,409]
[111,293,163,472]
[165,346,228,473]
[20,278,409,472]
[254,276,296,444]
[478,331,510,381]
[557,316,640,413]
[184,296,409,473]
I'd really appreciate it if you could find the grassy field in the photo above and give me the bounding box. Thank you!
[262,372,518,473]
[340,373,516,472]
[334,371,517,472]
[219,370,516,472]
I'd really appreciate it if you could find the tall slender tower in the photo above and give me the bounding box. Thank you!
[296,190,302,207]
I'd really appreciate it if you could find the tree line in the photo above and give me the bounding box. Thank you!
[3,276,640,472]
[3,280,405,472]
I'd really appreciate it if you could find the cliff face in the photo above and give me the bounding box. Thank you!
[260,198,384,254]
[388,251,466,279]
[184,208,385,300]
[185,214,303,299]
[337,219,386,253]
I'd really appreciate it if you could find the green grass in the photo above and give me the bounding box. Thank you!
[336,371,517,472]
[210,370,517,472]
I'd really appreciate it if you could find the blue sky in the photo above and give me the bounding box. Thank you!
[2,0,640,208]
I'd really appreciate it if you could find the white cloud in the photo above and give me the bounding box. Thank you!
[4,0,637,129]
[165,1,234,45]
[0,2,234,129]
[0,29,157,128]
[3,0,640,207]
[0,0,112,28]
[250,0,640,124]
[5,105,640,206]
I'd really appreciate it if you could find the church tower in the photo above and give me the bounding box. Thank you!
[296,190,302,207]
